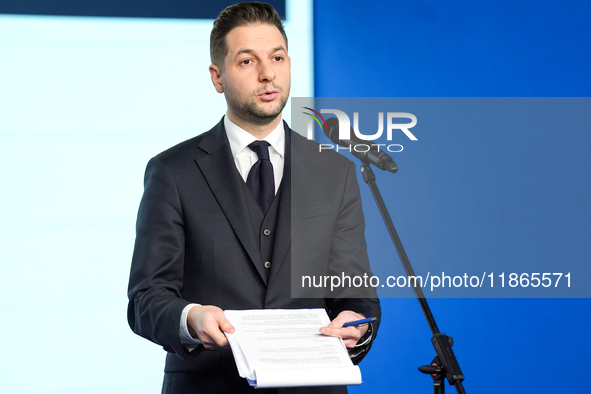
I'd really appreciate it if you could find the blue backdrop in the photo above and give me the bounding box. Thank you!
[314,0,590,392]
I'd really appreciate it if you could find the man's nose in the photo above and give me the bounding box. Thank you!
[258,60,276,82]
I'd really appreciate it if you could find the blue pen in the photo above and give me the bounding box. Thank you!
[342,317,377,327]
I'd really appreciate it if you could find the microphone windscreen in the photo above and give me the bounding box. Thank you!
[325,117,340,144]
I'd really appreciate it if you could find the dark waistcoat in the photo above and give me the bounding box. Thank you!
[242,179,282,282]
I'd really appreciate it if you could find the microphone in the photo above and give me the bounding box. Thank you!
[324,117,398,173]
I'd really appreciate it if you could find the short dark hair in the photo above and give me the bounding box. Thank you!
[210,2,287,70]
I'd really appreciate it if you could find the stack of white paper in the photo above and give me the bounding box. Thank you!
[225,308,362,388]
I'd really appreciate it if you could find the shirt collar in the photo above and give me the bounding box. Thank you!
[224,115,285,159]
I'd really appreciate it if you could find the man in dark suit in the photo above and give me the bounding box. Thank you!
[127,3,380,393]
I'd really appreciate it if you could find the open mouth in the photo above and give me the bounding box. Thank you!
[258,90,278,101]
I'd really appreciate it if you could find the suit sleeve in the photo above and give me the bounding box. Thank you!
[325,160,381,364]
[127,156,192,361]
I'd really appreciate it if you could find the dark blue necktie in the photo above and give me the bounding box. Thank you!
[246,141,275,214]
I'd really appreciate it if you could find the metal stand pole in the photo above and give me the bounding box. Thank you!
[359,164,466,394]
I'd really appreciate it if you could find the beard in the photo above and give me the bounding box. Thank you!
[224,83,290,126]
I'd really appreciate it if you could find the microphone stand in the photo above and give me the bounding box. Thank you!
[359,163,466,394]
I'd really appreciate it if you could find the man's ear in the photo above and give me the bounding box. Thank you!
[209,64,224,93]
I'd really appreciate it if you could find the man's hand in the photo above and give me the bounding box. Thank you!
[187,305,235,348]
[319,310,369,348]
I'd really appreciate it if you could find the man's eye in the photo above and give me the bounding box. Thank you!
[273,56,283,61]
[241,59,251,65]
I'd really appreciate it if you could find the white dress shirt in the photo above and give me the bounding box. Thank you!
[179,115,285,347]
[224,114,285,193]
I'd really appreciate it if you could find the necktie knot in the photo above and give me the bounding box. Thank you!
[248,140,271,161]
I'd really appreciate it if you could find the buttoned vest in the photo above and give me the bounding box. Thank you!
[241,180,282,281]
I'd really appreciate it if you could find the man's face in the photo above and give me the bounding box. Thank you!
[211,23,291,128]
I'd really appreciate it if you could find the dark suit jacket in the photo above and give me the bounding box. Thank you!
[127,119,381,382]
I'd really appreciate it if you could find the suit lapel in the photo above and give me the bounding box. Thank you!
[268,123,317,283]
[194,120,265,281]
